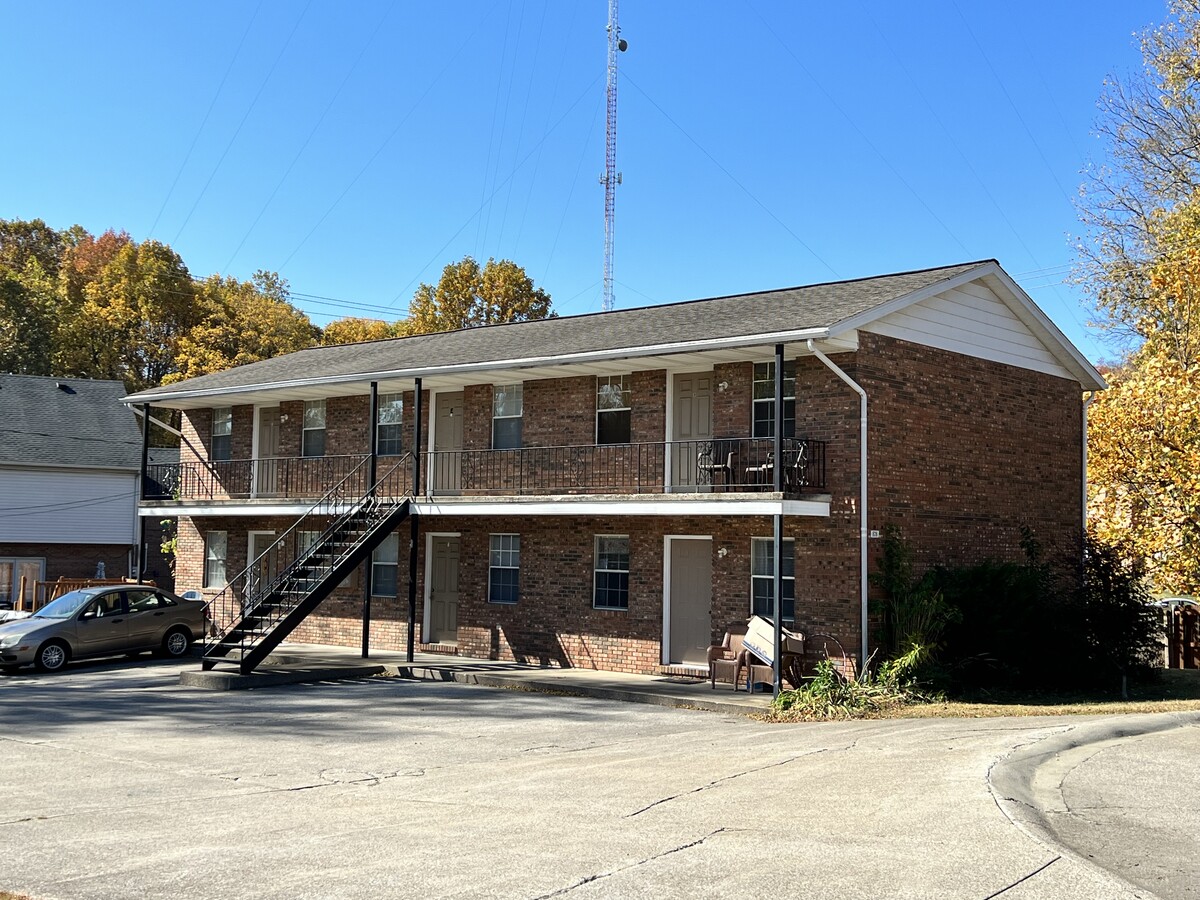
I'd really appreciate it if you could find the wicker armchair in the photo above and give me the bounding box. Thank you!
[707,623,750,690]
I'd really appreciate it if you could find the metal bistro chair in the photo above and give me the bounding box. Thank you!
[696,441,735,491]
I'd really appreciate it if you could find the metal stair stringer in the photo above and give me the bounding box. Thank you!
[207,497,411,675]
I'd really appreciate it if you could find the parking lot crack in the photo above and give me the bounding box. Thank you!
[980,855,1061,898]
[625,749,829,818]
[529,828,727,898]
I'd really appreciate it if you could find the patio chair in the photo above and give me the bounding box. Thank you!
[696,441,735,491]
[708,622,750,689]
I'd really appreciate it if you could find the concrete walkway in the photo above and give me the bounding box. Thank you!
[181,641,773,715]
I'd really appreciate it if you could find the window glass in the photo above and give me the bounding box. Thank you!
[212,407,233,461]
[302,400,326,458]
[0,558,44,608]
[596,375,632,444]
[204,531,228,589]
[594,536,630,610]
[488,534,520,604]
[492,384,523,449]
[377,393,404,456]
[372,533,399,598]
[752,361,797,439]
[750,537,795,622]
[127,589,163,612]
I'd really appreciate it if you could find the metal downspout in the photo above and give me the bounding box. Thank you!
[1082,392,1095,537]
[807,340,868,674]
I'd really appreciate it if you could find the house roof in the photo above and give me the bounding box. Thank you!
[0,375,142,470]
[124,260,1104,406]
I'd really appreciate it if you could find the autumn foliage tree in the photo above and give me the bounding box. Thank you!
[404,255,553,335]
[1080,0,1200,592]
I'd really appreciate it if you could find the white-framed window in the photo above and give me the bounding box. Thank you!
[593,535,630,610]
[372,533,399,598]
[492,383,523,450]
[297,530,319,560]
[377,393,404,456]
[751,537,795,622]
[0,557,44,608]
[204,531,228,589]
[596,375,631,445]
[752,361,796,439]
[212,407,233,461]
[488,534,520,604]
[302,399,326,458]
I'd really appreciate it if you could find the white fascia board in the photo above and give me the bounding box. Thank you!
[830,261,1107,391]
[142,498,833,518]
[121,326,833,407]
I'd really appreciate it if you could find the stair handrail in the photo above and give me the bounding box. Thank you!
[201,454,413,655]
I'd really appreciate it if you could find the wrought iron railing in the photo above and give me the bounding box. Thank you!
[428,437,826,495]
[201,455,412,653]
[145,453,412,501]
[146,438,826,503]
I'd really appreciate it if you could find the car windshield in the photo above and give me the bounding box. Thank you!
[34,590,100,619]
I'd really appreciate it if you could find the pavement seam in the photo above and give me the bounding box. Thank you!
[624,747,837,818]
[527,828,728,898]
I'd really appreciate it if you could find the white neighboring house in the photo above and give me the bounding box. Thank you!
[0,375,142,607]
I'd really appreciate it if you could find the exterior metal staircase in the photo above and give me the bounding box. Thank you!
[201,457,412,675]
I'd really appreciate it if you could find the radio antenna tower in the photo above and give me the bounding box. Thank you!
[600,0,626,312]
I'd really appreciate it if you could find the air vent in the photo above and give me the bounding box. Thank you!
[56,382,76,394]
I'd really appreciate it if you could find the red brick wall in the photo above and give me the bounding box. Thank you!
[857,332,1084,569]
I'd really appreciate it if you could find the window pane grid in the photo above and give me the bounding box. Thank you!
[750,537,795,621]
[489,534,520,604]
[372,534,398,597]
[204,531,228,589]
[377,393,404,455]
[593,536,630,609]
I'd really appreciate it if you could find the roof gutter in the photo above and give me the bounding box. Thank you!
[807,339,869,675]
[123,327,833,405]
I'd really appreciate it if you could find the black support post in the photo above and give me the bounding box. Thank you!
[408,378,423,662]
[773,344,784,696]
[362,382,379,659]
[138,403,150,584]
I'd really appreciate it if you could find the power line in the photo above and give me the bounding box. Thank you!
[624,73,839,277]
[147,1,263,240]
[388,72,604,308]
[172,1,314,246]
[221,1,399,274]
[749,4,969,259]
[275,0,503,275]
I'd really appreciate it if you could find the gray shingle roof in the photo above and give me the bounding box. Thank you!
[128,260,992,402]
[0,375,142,470]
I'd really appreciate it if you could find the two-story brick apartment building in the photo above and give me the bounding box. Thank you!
[126,260,1104,678]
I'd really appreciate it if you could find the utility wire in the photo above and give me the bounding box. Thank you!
[147,1,263,240]
[624,73,839,277]
[388,72,604,308]
[749,4,968,259]
[172,1,314,246]
[222,1,399,274]
[276,0,503,275]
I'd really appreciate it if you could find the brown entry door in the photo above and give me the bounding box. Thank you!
[672,373,713,491]
[669,538,713,666]
[428,536,460,644]
[432,392,464,495]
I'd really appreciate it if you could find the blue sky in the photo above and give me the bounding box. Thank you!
[0,1,1169,362]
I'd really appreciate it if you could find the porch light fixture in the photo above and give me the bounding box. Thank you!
[717,381,729,392]
[717,547,728,558]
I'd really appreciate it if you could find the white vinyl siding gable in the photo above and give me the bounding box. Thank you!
[862,281,1074,380]
[0,468,137,544]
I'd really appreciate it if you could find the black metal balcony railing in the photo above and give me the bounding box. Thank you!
[143,454,413,502]
[142,438,826,503]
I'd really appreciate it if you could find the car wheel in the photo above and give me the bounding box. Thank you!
[162,627,191,658]
[35,640,70,673]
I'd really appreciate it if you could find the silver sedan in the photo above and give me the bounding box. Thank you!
[0,586,207,673]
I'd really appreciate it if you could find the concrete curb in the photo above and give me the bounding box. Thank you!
[179,657,763,716]
[988,710,1200,898]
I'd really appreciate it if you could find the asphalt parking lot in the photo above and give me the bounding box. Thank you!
[1,657,1197,900]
